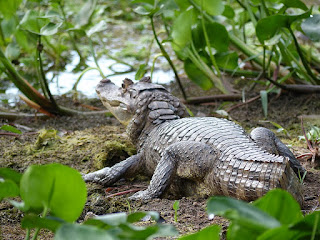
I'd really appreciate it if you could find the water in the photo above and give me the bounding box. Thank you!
[1,52,174,105]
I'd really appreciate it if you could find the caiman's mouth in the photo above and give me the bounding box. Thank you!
[96,79,133,125]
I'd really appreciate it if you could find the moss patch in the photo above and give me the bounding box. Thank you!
[0,125,136,173]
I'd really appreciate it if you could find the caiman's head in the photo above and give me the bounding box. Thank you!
[96,77,187,141]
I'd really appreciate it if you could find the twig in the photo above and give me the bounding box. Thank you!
[227,95,260,112]
[184,94,242,104]
[266,77,320,93]
[105,188,143,198]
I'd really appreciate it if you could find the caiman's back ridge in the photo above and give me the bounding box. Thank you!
[84,77,305,203]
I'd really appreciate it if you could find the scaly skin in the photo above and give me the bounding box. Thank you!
[84,77,305,203]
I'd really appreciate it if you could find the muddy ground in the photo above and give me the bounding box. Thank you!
[0,84,320,239]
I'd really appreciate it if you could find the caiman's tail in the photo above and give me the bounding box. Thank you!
[214,156,303,205]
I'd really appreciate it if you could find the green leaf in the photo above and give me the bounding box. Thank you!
[256,10,311,43]
[74,0,97,28]
[193,0,224,16]
[0,180,20,200]
[21,214,63,232]
[86,20,108,37]
[252,189,303,225]
[215,52,238,70]
[20,163,87,222]
[133,5,155,16]
[20,10,49,35]
[0,168,22,185]
[207,196,280,229]
[222,5,235,19]
[86,212,127,227]
[55,223,112,240]
[257,226,301,240]
[184,58,213,90]
[260,90,268,117]
[291,211,320,237]
[0,124,22,134]
[281,0,308,11]
[174,0,191,11]
[301,14,320,42]
[5,42,20,60]
[40,22,62,36]
[1,17,17,39]
[0,0,22,19]
[14,29,33,52]
[179,224,220,240]
[135,64,147,80]
[127,211,159,223]
[192,21,229,52]
[171,9,195,51]
[173,200,179,211]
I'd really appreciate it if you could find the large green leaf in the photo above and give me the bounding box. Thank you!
[301,14,320,42]
[0,0,22,19]
[215,52,238,70]
[86,20,108,37]
[55,224,113,240]
[0,168,22,185]
[184,58,213,90]
[174,0,191,11]
[192,21,229,52]
[171,9,195,51]
[20,163,87,222]
[40,22,63,36]
[21,214,63,232]
[74,0,97,28]
[179,224,220,240]
[207,196,280,229]
[257,226,300,240]
[291,211,320,237]
[281,0,308,11]
[256,10,311,43]
[193,0,224,16]
[19,10,49,35]
[252,189,303,225]
[0,180,20,200]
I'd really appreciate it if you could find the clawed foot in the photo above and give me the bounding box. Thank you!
[129,190,153,200]
[82,167,113,185]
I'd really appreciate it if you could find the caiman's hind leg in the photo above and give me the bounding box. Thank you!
[250,127,306,176]
[129,141,219,200]
[83,153,143,185]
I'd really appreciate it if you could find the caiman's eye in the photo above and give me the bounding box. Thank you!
[109,100,121,107]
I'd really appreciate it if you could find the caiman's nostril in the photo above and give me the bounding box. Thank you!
[100,78,111,84]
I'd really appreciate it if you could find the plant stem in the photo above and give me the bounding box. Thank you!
[150,15,187,100]
[25,228,30,240]
[200,15,221,77]
[150,53,163,79]
[0,47,53,108]
[88,37,105,78]
[37,36,58,109]
[73,67,104,91]
[288,26,318,84]
[243,0,257,26]
[31,206,49,240]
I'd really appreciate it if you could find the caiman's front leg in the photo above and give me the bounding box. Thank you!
[129,141,219,200]
[83,153,143,185]
[250,127,306,176]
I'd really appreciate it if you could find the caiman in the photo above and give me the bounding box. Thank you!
[84,77,305,203]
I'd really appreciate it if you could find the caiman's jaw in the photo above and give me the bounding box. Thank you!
[96,79,134,126]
